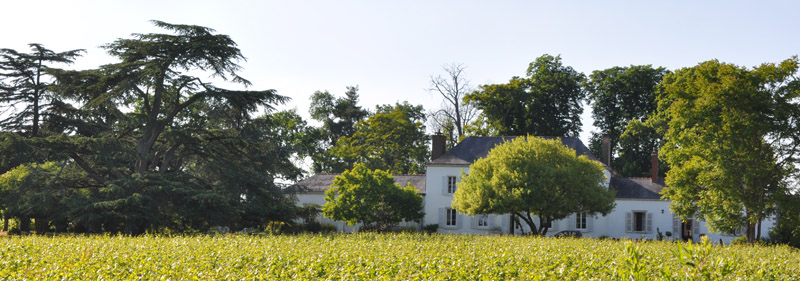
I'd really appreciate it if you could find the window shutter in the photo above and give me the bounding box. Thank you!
[441,177,448,195]
[646,213,653,233]
[501,214,510,234]
[672,216,681,240]
[692,219,700,241]
[470,215,477,229]
[455,212,462,229]
[438,208,445,227]
[587,215,593,232]
[487,215,495,228]
[625,212,632,233]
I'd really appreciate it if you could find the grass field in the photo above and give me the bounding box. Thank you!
[0,233,797,280]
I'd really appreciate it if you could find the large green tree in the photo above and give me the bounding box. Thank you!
[464,54,585,137]
[585,65,668,176]
[452,136,614,235]
[322,163,423,232]
[0,162,66,233]
[0,44,83,231]
[308,86,369,173]
[331,102,429,174]
[0,21,302,234]
[657,58,800,243]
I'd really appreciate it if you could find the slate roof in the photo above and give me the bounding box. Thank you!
[611,177,666,200]
[293,174,426,194]
[429,136,598,166]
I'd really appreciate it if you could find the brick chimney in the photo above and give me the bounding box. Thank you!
[651,149,659,182]
[431,131,447,161]
[601,134,611,166]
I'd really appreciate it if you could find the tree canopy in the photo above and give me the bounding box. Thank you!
[585,65,669,177]
[0,21,302,234]
[464,54,585,137]
[330,102,429,174]
[656,57,800,243]
[0,44,84,137]
[307,86,370,173]
[322,163,424,232]
[452,136,614,235]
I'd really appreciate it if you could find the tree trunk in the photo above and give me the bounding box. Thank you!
[539,217,551,236]
[20,218,30,233]
[3,216,7,232]
[747,222,756,244]
[32,58,42,137]
[514,212,539,235]
[34,216,48,234]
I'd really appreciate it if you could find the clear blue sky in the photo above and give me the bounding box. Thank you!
[3,0,799,144]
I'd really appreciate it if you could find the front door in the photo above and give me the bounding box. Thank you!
[681,219,693,241]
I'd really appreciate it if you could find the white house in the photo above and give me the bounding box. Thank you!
[295,134,775,243]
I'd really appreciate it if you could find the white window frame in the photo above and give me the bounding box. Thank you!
[575,212,587,230]
[477,215,489,227]
[447,176,457,194]
[445,208,457,227]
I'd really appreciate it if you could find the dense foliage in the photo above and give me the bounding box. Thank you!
[453,136,614,235]
[331,102,429,174]
[322,164,423,231]
[0,233,798,280]
[657,58,800,243]
[585,65,669,177]
[2,19,799,247]
[307,86,370,173]
[0,21,302,234]
[464,54,585,137]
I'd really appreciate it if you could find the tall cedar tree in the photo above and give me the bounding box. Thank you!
[0,44,83,232]
[33,21,297,234]
[0,44,84,137]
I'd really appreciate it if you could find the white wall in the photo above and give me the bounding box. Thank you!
[596,199,673,240]
[423,164,616,236]
[295,192,353,232]
[299,163,776,242]
[424,164,508,234]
